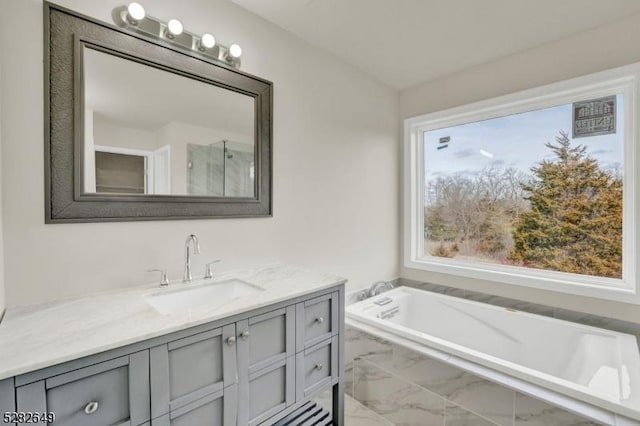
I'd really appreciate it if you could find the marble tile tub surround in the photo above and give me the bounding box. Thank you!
[393,278,640,347]
[514,393,602,426]
[345,324,634,426]
[0,264,345,380]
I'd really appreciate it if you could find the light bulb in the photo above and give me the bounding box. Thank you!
[201,33,216,49]
[229,44,242,58]
[167,19,183,36]
[127,2,146,21]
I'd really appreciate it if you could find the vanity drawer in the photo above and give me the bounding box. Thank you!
[15,351,150,426]
[295,336,338,400]
[296,292,339,351]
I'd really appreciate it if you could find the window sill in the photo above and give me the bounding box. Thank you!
[404,257,640,305]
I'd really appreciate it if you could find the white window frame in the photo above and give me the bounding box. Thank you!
[404,63,639,304]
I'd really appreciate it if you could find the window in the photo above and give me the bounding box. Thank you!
[404,65,639,304]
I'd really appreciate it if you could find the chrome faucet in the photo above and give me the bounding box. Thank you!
[183,234,201,283]
[367,281,394,298]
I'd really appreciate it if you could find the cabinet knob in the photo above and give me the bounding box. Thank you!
[240,331,250,340]
[84,401,99,414]
[226,336,236,346]
[314,317,324,324]
[314,363,323,371]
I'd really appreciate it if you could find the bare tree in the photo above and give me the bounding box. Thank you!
[424,167,530,259]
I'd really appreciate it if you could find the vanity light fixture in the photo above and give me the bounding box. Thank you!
[225,43,242,67]
[113,3,243,69]
[228,44,242,58]
[125,2,145,24]
[166,19,184,38]
[197,33,216,51]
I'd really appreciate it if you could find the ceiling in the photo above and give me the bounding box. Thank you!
[232,0,640,90]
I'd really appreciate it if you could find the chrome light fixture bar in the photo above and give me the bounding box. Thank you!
[112,2,242,68]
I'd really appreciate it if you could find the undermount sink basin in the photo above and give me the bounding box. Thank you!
[144,279,264,315]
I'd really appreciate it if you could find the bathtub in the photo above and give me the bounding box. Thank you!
[346,286,640,421]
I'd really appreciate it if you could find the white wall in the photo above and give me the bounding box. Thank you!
[0,0,399,307]
[93,116,160,152]
[400,13,640,322]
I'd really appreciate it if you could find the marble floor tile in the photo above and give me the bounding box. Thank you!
[314,388,333,412]
[446,402,501,426]
[514,393,602,426]
[354,358,445,426]
[315,390,393,425]
[345,395,395,426]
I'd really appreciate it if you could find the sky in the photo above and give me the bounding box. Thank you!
[424,95,624,181]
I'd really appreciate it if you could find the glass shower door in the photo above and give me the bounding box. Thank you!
[187,140,254,197]
[187,142,224,196]
[223,141,254,197]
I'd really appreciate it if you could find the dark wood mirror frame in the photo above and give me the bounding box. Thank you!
[44,2,273,223]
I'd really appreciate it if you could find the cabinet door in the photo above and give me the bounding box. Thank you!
[149,324,236,422]
[150,385,236,426]
[236,306,295,426]
[15,351,150,426]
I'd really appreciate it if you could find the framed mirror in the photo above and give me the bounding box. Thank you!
[45,2,272,223]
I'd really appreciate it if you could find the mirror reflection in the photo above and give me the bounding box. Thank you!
[83,47,255,197]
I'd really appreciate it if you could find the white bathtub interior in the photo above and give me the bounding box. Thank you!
[346,286,640,419]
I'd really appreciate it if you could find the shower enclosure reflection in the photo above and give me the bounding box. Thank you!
[188,140,255,197]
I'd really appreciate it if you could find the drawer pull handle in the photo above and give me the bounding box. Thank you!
[227,336,236,346]
[314,363,323,371]
[314,317,324,324]
[84,401,99,415]
[240,331,250,340]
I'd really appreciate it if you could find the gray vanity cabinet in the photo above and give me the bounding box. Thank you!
[149,324,237,426]
[6,285,345,426]
[236,306,296,426]
[15,351,150,426]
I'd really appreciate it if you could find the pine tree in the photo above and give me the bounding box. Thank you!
[508,131,622,278]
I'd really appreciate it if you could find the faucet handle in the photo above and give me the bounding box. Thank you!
[367,280,394,297]
[204,260,221,279]
[148,269,170,286]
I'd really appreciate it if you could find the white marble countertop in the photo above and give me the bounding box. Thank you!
[0,264,346,380]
